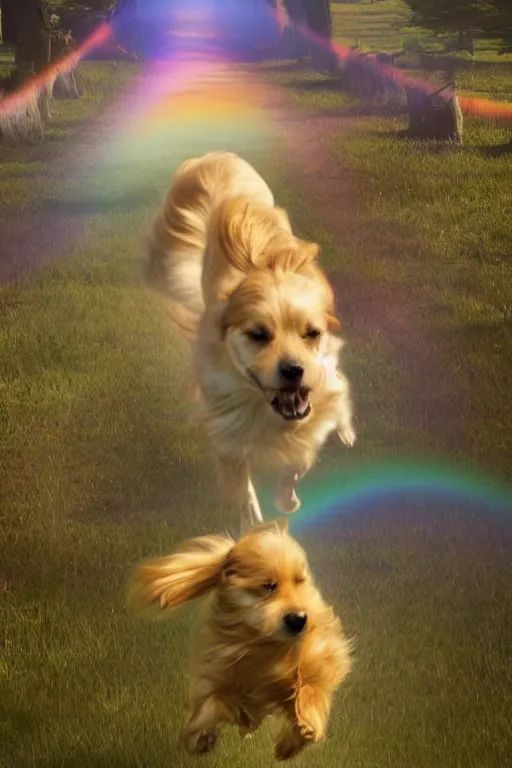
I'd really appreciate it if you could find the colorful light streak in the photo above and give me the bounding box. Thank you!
[1,1,511,125]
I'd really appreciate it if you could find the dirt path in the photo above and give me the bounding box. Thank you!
[248,74,465,457]
[0,53,221,283]
[0,87,132,283]
[0,56,462,456]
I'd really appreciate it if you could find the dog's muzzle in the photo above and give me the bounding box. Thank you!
[271,387,311,422]
[246,369,312,422]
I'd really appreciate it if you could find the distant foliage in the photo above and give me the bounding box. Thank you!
[403,0,512,54]
[402,35,424,54]
[47,1,117,9]
[481,0,512,53]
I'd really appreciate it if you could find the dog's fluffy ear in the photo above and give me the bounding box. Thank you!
[126,534,234,619]
[300,261,342,335]
[216,196,292,273]
[327,314,342,333]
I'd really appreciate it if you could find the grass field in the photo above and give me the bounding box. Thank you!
[264,58,512,479]
[0,62,139,212]
[330,0,512,104]
[331,0,512,60]
[1,36,512,768]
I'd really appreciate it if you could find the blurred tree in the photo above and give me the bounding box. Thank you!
[1,0,18,44]
[403,0,512,54]
[302,0,333,42]
[10,0,52,85]
[403,0,489,52]
[483,0,512,53]
[282,0,336,70]
[0,0,52,142]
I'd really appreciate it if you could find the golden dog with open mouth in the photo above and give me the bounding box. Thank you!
[146,151,356,531]
[127,519,352,760]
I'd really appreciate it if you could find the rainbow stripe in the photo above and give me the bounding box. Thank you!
[292,18,512,125]
[1,1,511,127]
[258,460,512,532]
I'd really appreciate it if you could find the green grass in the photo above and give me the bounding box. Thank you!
[1,58,511,768]
[327,121,512,480]
[331,0,512,60]
[330,0,512,103]
[332,0,418,52]
[262,63,512,478]
[2,210,511,767]
[0,62,139,213]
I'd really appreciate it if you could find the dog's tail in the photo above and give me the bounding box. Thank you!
[145,156,208,341]
[126,534,234,619]
[145,152,275,341]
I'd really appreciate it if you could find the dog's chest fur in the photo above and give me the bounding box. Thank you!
[194,349,342,467]
[193,638,300,726]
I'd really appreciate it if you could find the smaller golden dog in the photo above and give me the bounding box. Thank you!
[127,519,352,760]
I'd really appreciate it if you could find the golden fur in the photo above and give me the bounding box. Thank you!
[147,151,356,531]
[127,519,352,760]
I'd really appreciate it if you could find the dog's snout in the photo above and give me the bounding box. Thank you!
[283,612,308,635]
[279,360,304,383]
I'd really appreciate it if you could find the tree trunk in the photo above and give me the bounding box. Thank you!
[457,30,474,55]
[111,0,143,59]
[0,0,51,143]
[302,0,332,40]
[1,0,18,44]
[281,0,309,60]
[304,0,337,72]
[282,0,336,70]
[13,0,51,84]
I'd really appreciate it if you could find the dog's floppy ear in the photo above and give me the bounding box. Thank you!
[327,314,342,334]
[217,197,292,273]
[302,262,342,335]
[296,240,320,265]
[126,534,234,619]
[266,238,320,273]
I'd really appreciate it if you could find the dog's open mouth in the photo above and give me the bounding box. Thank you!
[270,387,312,422]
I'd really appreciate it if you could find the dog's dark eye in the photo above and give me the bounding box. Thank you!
[246,326,273,344]
[304,328,321,340]
[262,582,278,593]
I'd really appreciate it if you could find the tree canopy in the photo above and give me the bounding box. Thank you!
[482,0,512,52]
[403,0,512,52]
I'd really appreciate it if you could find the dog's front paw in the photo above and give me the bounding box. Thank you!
[184,729,217,755]
[298,721,317,742]
[337,425,356,447]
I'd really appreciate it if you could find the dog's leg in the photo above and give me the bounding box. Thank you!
[183,693,238,754]
[294,683,330,743]
[336,385,357,448]
[275,684,331,760]
[245,476,263,532]
[274,465,308,515]
[216,458,263,534]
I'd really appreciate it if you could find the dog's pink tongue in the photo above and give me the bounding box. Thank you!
[279,388,309,417]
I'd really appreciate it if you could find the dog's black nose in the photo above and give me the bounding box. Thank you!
[283,612,308,635]
[279,360,304,383]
